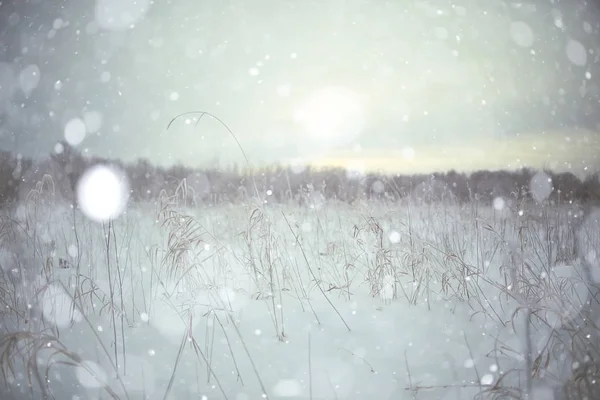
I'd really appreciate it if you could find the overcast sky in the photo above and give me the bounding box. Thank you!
[1,0,599,175]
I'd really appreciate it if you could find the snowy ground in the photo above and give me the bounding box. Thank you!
[1,186,599,399]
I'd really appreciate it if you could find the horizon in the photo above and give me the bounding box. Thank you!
[4,140,600,182]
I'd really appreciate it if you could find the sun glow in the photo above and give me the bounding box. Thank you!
[293,86,366,148]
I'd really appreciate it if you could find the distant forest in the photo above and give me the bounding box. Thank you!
[2,141,600,209]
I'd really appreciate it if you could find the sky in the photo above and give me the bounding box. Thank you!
[1,0,600,175]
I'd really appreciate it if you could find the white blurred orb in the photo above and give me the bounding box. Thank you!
[54,142,64,154]
[510,21,534,47]
[371,180,385,194]
[529,171,553,203]
[566,39,587,67]
[77,165,129,223]
[388,231,401,244]
[64,118,87,146]
[19,64,40,97]
[83,110,103,133]
[493,197,505,211]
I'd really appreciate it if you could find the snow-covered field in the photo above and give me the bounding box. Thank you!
[1,180,600,399]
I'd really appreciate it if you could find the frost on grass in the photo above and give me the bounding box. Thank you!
[3,177,600,399]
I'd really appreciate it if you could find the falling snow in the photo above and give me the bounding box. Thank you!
[510,21,535,47]
[64,118,87,146]
[2,2,600,400]
[566,39,588,67]
[529,171,553,203]
[18,64,40,97]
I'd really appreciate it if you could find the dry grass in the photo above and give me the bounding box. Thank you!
[1,172,600,399]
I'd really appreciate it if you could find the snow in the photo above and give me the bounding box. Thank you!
[388,231,401,244]
[371,180,385,193]
[18,64,40,97]
[510,21,535,48]
[75,360,108,389]
[272,379,302,397]
[40,284,82,328]
[2,196,594,399]
[566,39,587,67]
[83,110,103,134]
[100,71,111,83]
[2,2,600,398]
[480,374,494,385]
[493,197,505,211]
[52,18,64,30]
[529,171,553,203]
[68,244,78,258]
[64,118,87,146]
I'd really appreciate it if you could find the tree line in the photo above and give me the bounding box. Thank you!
[1,141,599,209]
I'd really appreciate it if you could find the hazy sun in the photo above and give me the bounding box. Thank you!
[293,86,365,147]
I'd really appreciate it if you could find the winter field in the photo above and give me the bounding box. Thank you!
[1,175,600,400]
